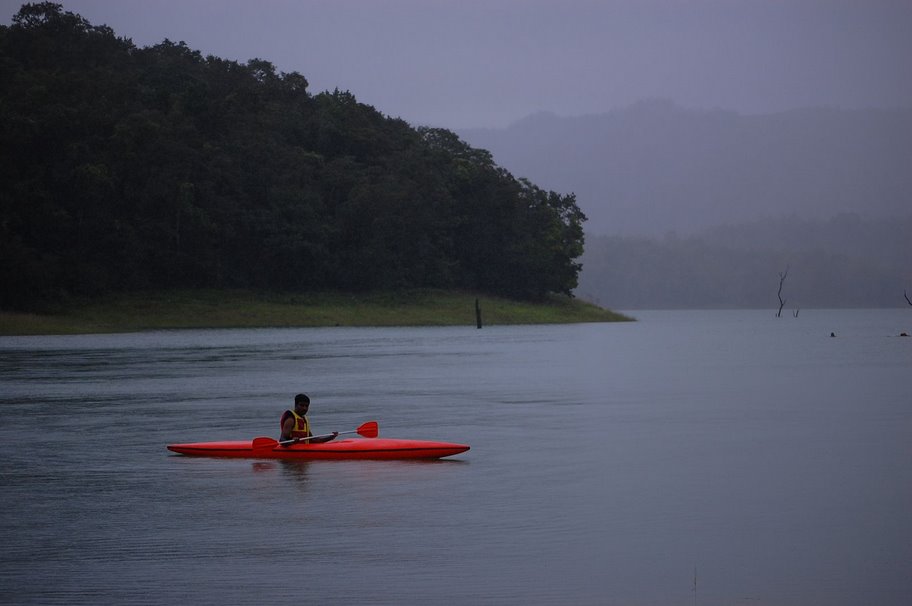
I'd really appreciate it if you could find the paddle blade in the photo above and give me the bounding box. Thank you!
[252,436,278,450]
[357,421,379,438]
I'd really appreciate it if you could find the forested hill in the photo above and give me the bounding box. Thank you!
[0,3,586,311]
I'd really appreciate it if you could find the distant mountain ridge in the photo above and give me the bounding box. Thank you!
[460,101,912,308]
[459,100,912,236]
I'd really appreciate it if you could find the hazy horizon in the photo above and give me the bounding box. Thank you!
[3,0,911,130]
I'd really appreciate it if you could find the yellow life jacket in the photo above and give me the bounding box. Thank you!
[282,409,311,439]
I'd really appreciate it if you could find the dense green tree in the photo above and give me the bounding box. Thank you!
[0,2,587,310]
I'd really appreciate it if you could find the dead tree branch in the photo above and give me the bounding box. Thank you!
[777,266,789,317]
[905,290,912,306]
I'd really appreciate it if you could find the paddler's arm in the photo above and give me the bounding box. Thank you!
[308,432,339,444]
[280,416,296,443]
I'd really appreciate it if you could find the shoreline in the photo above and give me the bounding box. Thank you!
[0,289,633,336]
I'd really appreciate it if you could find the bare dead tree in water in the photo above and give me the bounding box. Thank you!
[777,266,789,317]
[793,306,800,318]
[692,566,697,606]
[905,290,912,306]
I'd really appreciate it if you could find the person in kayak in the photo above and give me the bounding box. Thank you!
[280,393,338,445]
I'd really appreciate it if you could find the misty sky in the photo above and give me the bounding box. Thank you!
[3,0,911,129]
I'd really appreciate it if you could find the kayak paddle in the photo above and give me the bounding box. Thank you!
[252,420,379,449]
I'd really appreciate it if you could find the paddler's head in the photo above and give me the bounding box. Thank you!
[294,393,310,414]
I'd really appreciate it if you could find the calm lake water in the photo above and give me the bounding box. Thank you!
[1,310,910,605]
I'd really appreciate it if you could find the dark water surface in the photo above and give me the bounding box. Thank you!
[1,310,910,605]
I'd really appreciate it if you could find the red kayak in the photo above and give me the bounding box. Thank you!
[168,421,469,460]
[167,437,470,460]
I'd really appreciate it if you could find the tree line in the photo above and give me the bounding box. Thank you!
[0,3,586,311]
[578,214,911,309]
